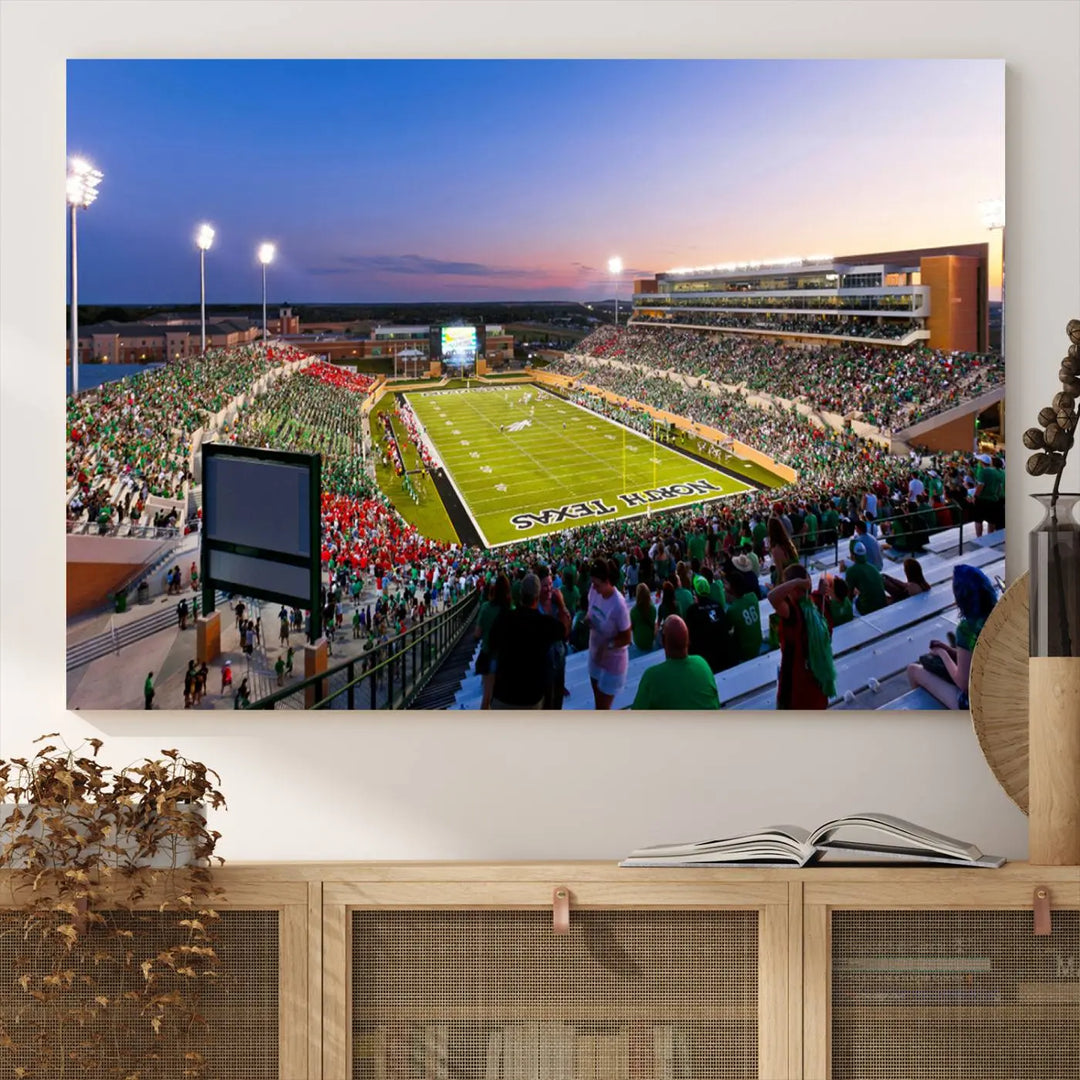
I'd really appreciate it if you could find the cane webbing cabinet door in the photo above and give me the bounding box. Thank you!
[322,866,794,1080]
[803,867,1080,1080]
[0,870,313,1080]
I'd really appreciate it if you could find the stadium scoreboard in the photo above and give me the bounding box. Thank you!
[430,323,486,371]
[200,443,323,638]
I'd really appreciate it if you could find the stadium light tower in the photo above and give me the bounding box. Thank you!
[67,157,103,397]
[258,242,276,342]
[979,199,1005,359]
[608,256,623,327]
[196,223,215,354]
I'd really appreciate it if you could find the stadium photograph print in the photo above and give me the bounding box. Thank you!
[64,58,1005,712]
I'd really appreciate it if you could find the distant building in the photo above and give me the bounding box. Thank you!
[66,308,515,369]
[275,307,300,335]
[276,319,514,369]
[630,243,990,353]
[67,316,261,365]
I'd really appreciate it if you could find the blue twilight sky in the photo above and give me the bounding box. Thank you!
[67,59,1004,304]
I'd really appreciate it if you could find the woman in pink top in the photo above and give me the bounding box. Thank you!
[586,558,632,710]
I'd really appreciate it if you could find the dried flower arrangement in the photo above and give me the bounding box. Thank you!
[1025,319,1080,660]
[0,736,226,1080]
[1024,318,1080,497]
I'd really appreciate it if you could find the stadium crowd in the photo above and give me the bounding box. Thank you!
[224,361,461,613]
[72,338,1003,711]
[632,309,914,340]
[552,356,905,487]
[561,325,1003,432]
[66,343,309,532]
[303,360,376,395]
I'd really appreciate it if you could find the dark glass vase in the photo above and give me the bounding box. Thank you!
[1029,493,1080,657]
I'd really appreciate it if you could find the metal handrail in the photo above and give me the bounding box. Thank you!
[771,501,966,571]
[67,589,232,670]
[864,499,966,558]
[65,519,181,540]
[250,589,481,710]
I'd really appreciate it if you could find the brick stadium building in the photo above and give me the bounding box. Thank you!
[67,313,264,365]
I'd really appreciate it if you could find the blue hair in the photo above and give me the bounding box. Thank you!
[952,564,998,623]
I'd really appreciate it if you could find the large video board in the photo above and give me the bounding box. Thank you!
[441,325,478,366]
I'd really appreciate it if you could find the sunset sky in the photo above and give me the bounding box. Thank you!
[67,59,1004,304]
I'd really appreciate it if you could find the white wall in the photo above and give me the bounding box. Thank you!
[2,1,1077,863]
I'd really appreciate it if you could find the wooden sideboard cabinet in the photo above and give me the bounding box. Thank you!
[1,863,1076,1080]
[321,867,793,1080]
[802,868,1080,1080]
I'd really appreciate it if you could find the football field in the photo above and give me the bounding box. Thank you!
[404,385,759,547]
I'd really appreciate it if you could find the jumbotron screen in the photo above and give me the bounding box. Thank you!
[441,325,478,365]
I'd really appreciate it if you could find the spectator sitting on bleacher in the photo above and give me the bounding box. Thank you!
[883,557,932,604]
[849,520,883,570]
[631,615,720,711]
[685,575,732,674]
[905,564,999,709]
[843,542,888,616]
[813,573,854,632]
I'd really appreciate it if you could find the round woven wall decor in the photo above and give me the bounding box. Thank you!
[969,572,1029,814]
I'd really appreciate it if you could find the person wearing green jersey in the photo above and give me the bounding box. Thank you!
[632,615,720,710]
[819,504,840,549]
[844,542,888,615]
[704,566,726,610]
[688,528,707,563]
[973,454,1005,535]
[802,506,819,552]
[815,574,854,630]
[673,563,695,617]
[560,566,581,619]
[629,583,658,654]
[738,539,761,578]
[751,517,768,557]
[651,541,673,585]
[726,556,764,663]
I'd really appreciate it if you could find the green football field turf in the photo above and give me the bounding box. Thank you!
[403,386,761,547]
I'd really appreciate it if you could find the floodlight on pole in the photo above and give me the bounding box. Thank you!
[196,224,215,355]
[978,199,1005,361]
[258,242,276,342]
[67,158,103,397]
[608,256,623,327]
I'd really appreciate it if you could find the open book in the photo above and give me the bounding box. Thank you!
[620,813,1006,868]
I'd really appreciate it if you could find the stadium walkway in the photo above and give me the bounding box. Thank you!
[65,576,429,711]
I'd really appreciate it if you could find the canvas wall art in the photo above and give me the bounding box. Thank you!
[64,59,1006,711]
